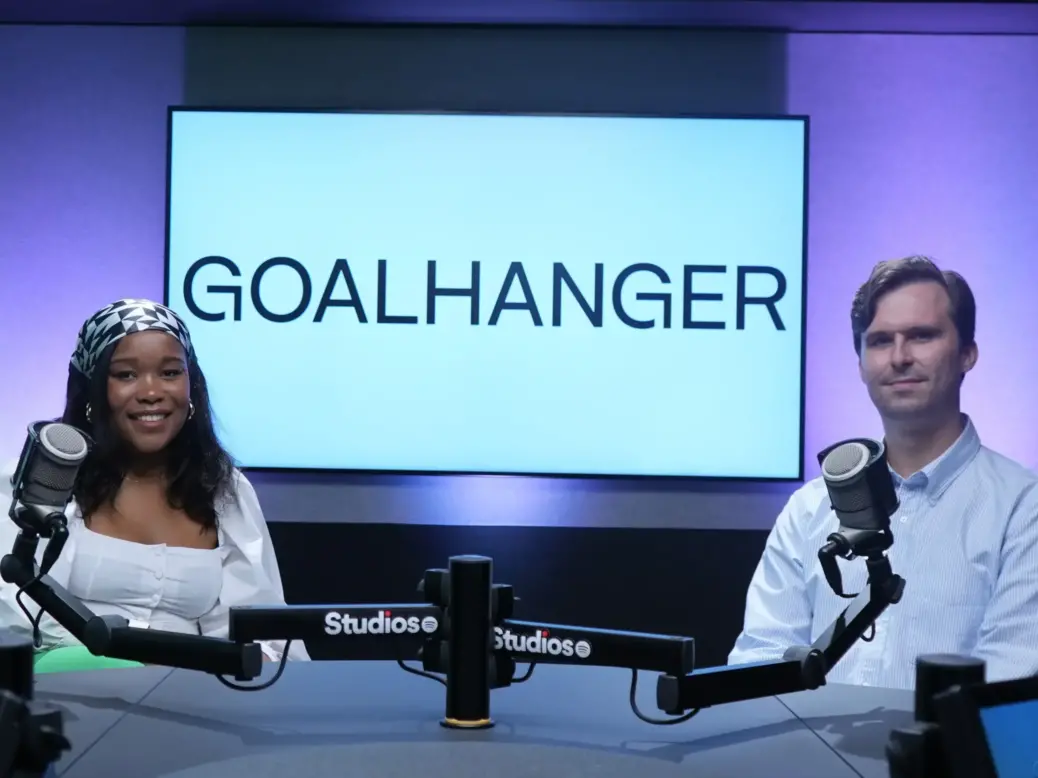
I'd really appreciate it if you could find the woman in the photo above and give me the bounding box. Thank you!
[0,298,308,669]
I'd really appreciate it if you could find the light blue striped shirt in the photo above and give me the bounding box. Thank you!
[728,416,1038,689]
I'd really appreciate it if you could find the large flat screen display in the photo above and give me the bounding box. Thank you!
[165,108,807,479]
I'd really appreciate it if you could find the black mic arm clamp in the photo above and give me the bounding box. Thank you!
[818,525,895,598]
[655,548,905,714]
[8,505,64,541]
[417,562,520,694]
[8,505,69,580]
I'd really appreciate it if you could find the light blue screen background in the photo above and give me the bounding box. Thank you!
[166,110,806,478]
[980,698,1038,777]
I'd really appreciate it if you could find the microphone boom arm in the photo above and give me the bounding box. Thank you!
[484,618,695,677]
[656,545,905,712]
[228,602,445,651]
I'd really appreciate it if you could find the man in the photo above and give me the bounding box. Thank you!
[728,256,1038,689]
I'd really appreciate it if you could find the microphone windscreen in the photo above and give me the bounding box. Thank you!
[821,441,871,481]
[18,422,90,508]
[818,438,896,530]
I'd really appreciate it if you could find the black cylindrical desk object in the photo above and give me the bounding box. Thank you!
[887,654,986,778]
[0,628,34,702]
[914,654,985,723]
[441,555,494,730]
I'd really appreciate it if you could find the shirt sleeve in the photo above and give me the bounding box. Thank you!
[727,486,817,665]
[198,471,310,662]
[972,483,1038,681]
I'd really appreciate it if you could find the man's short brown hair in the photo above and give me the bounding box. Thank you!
[850,255,976,356]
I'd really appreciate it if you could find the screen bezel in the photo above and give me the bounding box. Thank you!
[163,105,810,482]
[934,674,1038,778]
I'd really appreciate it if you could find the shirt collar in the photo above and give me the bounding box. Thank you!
[888,414,981,505]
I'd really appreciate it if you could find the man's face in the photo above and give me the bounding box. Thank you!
[859,281,977,422]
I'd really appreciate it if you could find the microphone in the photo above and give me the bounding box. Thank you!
[9,422,90,576]
[816,438,899,596]
[10,421,89,514]
[819,437,899,532]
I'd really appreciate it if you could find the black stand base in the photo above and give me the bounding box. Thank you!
[0,700,68,778]
[439,717,495,730]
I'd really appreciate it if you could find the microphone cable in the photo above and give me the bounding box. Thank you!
[397,660,698,725]
[216,640,294,692]
[396,660,446,686]
[12,520,70,650]
[14,573,47,649]
[628,669,700,725]
[396,660,537,686]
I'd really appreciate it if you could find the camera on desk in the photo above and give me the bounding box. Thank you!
[887,653,1038,778]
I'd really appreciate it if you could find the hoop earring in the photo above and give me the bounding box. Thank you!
[188,401,195,420]
[85,403,93,423]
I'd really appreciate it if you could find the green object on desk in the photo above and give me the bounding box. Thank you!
[33,645,144,673]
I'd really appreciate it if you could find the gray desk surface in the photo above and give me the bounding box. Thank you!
[780,683,915,778]
[34,665,173,773]
[36,661,913,778]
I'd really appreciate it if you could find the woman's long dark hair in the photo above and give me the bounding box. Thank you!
[61,343,236,531]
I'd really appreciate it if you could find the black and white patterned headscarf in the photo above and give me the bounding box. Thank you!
[70,299,194,379]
